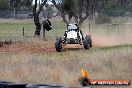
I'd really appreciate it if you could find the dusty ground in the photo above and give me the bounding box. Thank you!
[92,34,132,47]
[0,34,132,53]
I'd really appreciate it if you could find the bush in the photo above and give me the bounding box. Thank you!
[95,15,111,24]
[0,0,10,10]
[104,10,125,17]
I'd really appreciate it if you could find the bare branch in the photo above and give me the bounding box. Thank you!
[37,0,47,15]
[78,0,84,21]
[33,0,37,16]
[52,0,69,25]
[78,0,90,26]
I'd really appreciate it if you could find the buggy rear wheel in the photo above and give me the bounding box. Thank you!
[83,38,90,50]
[85,35,92,47]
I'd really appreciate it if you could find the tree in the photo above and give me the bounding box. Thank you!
[10,0,32,10]
[102,0,127,16]
[33,0,47,36]
[52,0,130,26]
[20,0,33,10]
[52,0,110,27]
[10,0,21,8]
[0,0,10,10]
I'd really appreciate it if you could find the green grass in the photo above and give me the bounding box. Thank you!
[0,23,34,36]
[0,23,35,41]
[0,22,66,40]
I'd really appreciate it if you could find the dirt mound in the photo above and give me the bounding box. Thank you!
[0,40,12,47]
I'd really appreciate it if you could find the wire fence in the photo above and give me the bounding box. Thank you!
[87,23,132,36]
[0,22,132,42]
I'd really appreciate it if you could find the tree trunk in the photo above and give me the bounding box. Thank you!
[34,14,41,36]
[75,15,79,24]
[33,0,47,37]
[43,27,45,40]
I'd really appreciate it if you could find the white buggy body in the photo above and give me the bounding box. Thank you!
[67,24,82,40]
[65,24,82,44]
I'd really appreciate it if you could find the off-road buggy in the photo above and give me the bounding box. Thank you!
[55,24,92,52]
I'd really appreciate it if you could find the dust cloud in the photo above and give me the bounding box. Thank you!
[92,34,132,47]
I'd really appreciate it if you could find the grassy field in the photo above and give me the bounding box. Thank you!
[0,19,65,42]
[0,18,132,88]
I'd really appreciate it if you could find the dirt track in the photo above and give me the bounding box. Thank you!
[0,34,132,53]
[92,34,132,47]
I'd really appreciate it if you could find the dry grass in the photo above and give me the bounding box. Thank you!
[0,45,132,87]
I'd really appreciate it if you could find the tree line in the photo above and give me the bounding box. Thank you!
[0,0,132,12]
[0,0,32,11]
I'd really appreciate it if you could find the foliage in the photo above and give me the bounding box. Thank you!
[0,0,10,10]
[20,0,33,10]
[61,0,75,18]
[10,0,32,10]
[52,0,97,26]
[60,0,132,19]
[103,0,126,16]
[10,0,21,7]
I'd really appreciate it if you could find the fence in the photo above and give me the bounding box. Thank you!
[87,23,132,36]
[0,21,132,42]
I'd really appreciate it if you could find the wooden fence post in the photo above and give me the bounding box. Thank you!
[118,24,119,36]
[89,23,91,32]
[43,28,45,40]
[23,27,24,37]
